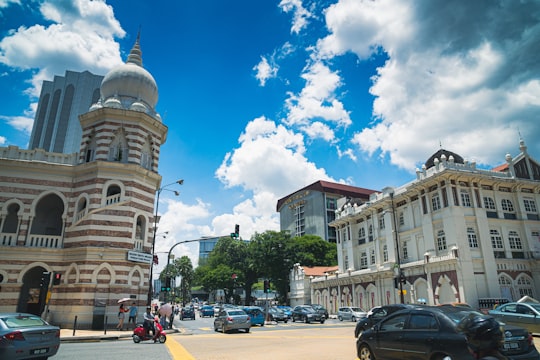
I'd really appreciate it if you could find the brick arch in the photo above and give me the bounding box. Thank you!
[92,263,115,285]
[65,263,80,285]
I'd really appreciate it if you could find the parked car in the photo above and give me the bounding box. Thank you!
[200,305,215,318]
[214,308,251,333]
[268,307,288,323]
[354,303,414,337]
[338,306,367,322]
[489,302,540,333]
[243,306,265,326]
[180,305,196,320]
[356,305,540,360]
[277,305,293,319]
[0,312,61,360]
[291,305,324,324]
[311,304,329,319]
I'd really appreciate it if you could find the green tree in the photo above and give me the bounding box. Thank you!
[175,256,194,305]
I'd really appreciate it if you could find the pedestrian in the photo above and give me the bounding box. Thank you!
[128,302,138,329]
[116,303,129,330]
[456,313,508,360]
[169,310,174,329]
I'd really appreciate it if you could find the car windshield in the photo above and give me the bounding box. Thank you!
[3,315,48,328]
[529,303,540,312]
[351,307,364,312]
[302,307,315,313]
[441,309,484,324]
[228,310,245,316]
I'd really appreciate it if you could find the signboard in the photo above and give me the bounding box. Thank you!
[127,251,153,264]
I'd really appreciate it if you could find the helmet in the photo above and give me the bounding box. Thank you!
[146,306,151,310]
[456,314,504,352]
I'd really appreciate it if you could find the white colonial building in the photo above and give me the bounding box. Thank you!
[311,143,540,314]
[0,35,168,329]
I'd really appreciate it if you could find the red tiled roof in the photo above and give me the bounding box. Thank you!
[492,163,509,172]
[302,266,339,277]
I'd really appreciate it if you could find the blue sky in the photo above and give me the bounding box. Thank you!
[1,0,540,270]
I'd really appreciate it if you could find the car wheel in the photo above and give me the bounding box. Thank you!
[352,316,356,322]
[432,355,452,360]
[222,324,227,334]
[304,316,309,324]
[245,327,250,333]
[132,335,141,343]
[320,319,325,324]
[284,320,288,323]
[338,316,343,321]
[292,316,296,322]
[358,344,374,360]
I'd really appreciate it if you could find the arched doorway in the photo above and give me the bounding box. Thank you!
[17,266,47,315]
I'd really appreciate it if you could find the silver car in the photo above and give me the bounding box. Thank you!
[488,302,540,333]
[214,308,251,333]
[0,313,60,359]
[338,306,367,322]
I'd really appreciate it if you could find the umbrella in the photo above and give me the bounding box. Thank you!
[159,303,172,316]
[117,297,132,303]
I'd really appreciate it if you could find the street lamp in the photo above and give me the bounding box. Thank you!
[147,179,183,305]
[390,191,405,304]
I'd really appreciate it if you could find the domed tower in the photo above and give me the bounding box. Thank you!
[79,32,167,171]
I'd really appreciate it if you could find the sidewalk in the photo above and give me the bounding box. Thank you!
[60,327,180,343]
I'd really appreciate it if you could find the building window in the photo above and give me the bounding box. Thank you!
[326,198,337,210]
[383,245,388,262]
[436,230,447,252]
[467,227,478,248]
[431,194,441,211]
[517,276,534,298]
[360,252,368,269]
[484,197,496,209]
[358,227,366,245]
[370,249,375,264]
[461,190,472,207]
[508,231,523,250]
[524,198,537,212]
[490,229,503,249]
[379,217,385,230]
[294,205,305,237]
[402,241,408,260]
[399,212,405,226]
[344,255,349,271]
[368,224,373,242]
[501,199,514,212]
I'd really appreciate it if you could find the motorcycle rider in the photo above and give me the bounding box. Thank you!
[143,306,155,336]
[457,313,508,360]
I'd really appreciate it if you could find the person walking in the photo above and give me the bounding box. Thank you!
[457,313,508,360]
[116,303,129,330]
[128,302,138,329]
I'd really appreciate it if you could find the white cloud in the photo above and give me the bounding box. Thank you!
[284,61,351,132]
[1,115,33,134]
[0,0,20,9]
[253,56,278,86]
[279,0,314,34]
[0,135,6,145]
[317,0,540,169]
[0,0,124,99]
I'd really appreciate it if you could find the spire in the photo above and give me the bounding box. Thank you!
[126,30,143,67]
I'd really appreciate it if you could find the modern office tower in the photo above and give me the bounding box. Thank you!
[29,70,103,154]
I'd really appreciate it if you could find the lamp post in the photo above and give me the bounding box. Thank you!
[147,179,183,305]
[390,191,405,304]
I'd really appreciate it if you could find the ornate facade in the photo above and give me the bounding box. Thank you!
[0,35,167,328]
[313,142,540,314]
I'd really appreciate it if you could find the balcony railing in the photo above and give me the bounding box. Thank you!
[1,233,16,246]
[26,235,63,248]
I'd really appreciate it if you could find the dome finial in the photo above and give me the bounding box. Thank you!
[127,30,143,67]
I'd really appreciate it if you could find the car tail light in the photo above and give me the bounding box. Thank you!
[247,316,250,321]
[527,333,533,346]
[4,331,25,341]
[227,317,233,322]
[54,329,60,338]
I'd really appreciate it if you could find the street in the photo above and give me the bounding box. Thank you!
[54,314,540,360]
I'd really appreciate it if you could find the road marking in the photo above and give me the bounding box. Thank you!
[166,337,196,360]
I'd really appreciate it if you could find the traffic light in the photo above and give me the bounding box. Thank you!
[165,277,171,292]
[235,224,240,237]
[263,279,270,293]
[393,277,399,289]
[153,254,159,265]
[53,272,62,285]
[40,271,51,290]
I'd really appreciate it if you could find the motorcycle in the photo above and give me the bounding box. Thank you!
[132,317,167,343]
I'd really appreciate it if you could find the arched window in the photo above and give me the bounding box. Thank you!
[436,230,447,252]
[105,184,122,205]
[516,276,534,298]
[383,245,388,262]
[501,199,514,212]
[134,215,145,251]
[109,129,128,163]
[2,203,20,233]
[358,227,366,245]
[74,197,87,222]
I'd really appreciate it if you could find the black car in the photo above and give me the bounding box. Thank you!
[180,306,196,320]
[291,305,325,324]
[356,305,540,360]
[354,304,413,337]
[268,307,288,323]
[311,304,329,319]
